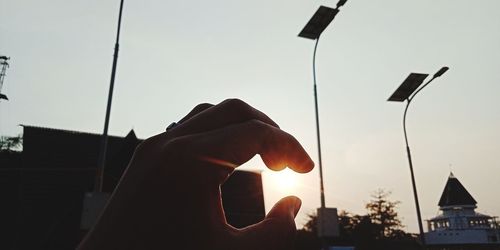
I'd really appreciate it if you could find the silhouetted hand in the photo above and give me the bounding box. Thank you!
[77,99,314,250]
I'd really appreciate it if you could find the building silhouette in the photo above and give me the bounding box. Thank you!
[426,173,500,250]
[0,125,265,250]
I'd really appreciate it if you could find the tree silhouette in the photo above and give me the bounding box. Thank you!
[296,189,418,249]
[0,134,23,152]
[302,212,318,234]
[365,189,404,239]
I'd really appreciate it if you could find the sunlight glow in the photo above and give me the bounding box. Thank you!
[266,168,298,193]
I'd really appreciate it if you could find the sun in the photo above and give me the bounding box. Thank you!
[267,168,298,193]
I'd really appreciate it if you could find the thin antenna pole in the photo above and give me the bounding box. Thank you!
[95,0,125,192]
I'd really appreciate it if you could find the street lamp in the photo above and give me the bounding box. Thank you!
[388,66,449,247]
[81,0,125,232]
[298,0,348,245]
[96,0,125,192]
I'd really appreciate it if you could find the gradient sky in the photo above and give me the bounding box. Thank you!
[1,0,499,233]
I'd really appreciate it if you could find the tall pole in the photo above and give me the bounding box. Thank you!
[401,68,448,248]
[95,0,125,192]
[402,100,426,247]
[312,38,326,208]
[313,35,329,250]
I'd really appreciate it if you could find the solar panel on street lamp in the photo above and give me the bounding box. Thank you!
[387,73,428,102]
[298,6,339,40]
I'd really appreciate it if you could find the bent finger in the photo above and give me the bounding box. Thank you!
[170,119,314,176]
[170,99,279,138]
[176,103,214,125]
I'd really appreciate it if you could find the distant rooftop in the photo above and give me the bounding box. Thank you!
[438,172,477,207]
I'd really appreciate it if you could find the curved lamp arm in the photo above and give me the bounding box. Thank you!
[403,66,449,145]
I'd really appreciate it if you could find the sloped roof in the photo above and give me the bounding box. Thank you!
[19,125,141,170]
[438,172,477,207]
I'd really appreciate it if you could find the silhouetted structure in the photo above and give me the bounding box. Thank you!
[0,125,265,250]
[426,173,500,250]
[387,66,449,247]
[0,55,10,100]
[297,3,348,246]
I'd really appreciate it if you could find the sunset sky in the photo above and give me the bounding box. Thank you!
[1,0,499,232]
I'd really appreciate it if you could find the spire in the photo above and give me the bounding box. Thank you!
[438,172,477,207]
[124,129,137,141]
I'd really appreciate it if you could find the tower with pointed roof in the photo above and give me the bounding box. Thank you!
[425,173,500,249]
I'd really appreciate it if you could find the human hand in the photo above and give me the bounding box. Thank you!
[78,99,314,250]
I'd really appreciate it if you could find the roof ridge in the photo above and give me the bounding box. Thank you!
[20,124,136,139]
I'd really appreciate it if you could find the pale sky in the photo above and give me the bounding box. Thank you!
[1,0,499,233]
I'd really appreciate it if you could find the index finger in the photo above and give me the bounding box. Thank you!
[167,119,314,176]
[168,99,280,138]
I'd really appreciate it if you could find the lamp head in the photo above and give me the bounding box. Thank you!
[336,0,348,8]
[433,66,449,78]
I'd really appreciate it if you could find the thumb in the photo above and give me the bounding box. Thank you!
[266,196,301,220]
[239,196,301,250]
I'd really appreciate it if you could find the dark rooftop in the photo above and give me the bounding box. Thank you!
[438,172,477,207]
[1,125,265,249]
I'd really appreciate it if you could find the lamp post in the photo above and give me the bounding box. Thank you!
[298,0,346,211]
[388,66,449,248]
[298,1,347,248]
[95,0,125,192]
[80,0,125,232]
